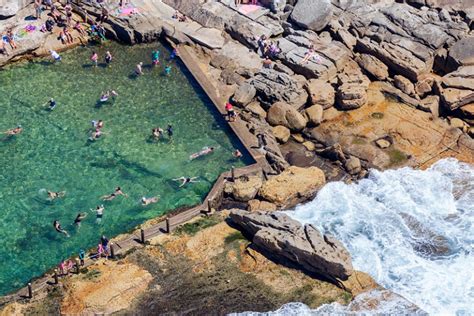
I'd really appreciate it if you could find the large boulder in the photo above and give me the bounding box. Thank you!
[304,79,335,109]
[305,104,324,126]
[251,69,308,109]
[447,37,474,71]
[394,75,416,96]
[290,0,333,32]
[355,54,389,81]
[259,166,326,206]
[267,102,308,131]
[272,125,291,143]
[232,82,256,107]
[224,175,263,202]
[229,210,353,281]
[0,0,29,19]
[337,84,368,110]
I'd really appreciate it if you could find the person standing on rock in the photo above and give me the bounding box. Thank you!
[6,29,17,50]
[34,0,42,19]
[225,102,237,122]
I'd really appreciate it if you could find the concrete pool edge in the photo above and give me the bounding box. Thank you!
[0,42,270,304]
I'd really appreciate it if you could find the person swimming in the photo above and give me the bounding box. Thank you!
[233,149,243,158]
[48,98,57,111]
[91,120,104,129]
[166,125,173,139]
[152,50,160,66]
[74,212,87,226]
[189,146,215,160]
[135,62,143,75]
[141,196,160,206]
[50,49,61,62]
[105,51,112,65]
[164,65,171,75]
[151,127,164,140]
[47,190,65,200]
[99,91,109,103]
[101,187,128,201]
[90,128,102,141]
[3,125,22,135]
[173,176,199,188]
[53,220,70,237]
[91,205,105,223]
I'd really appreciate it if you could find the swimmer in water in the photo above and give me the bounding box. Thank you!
[100,91,109,103]
[173,176,199,188]
[233,149,243,158]
[141,196,160,206]
[49,49,61,62]
[90,128,102,141]
[101,187,128,201]
[105,51,113,65]
[189,146,215,160]
[91,205,105,223]
[53,220,70,237]
[152,127,164,140]
[91,51,98,67]
[166,125,173,139]
[47,190,65,200]
[3,125,22,135]
[74,212,88,226]
[151,50,160,66]
[44,98,57,111]
[135,62,143,75]
[164,65,171,75]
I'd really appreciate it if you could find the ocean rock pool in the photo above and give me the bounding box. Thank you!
[0,42,249,295]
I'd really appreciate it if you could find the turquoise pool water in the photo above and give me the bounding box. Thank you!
[0,42,249,295]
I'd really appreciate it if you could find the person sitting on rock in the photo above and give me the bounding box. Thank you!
[299,45,315,65]
[0,40,8,56]
[263,57,273,69]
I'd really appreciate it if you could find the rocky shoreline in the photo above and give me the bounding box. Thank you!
[1,0,473,314]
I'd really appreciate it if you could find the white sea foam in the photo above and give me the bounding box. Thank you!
[233,158,473,315]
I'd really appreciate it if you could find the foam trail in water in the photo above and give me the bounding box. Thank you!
[283,158,473,315]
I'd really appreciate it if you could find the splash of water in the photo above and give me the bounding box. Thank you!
[233,159,473,315]
[287,158,473,315]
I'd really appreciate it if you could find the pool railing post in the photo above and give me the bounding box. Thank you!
[110,243,115,259]
[166,218,171,233]
[207,199,212,214]
[140,229,145,244]
[27,283,32,299]
[231,166,235,181]
[75,258,80,274]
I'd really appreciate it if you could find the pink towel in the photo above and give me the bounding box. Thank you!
[119,7,139,16]
[238,4,261,15]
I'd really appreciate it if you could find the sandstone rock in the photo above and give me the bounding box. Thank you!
[0,0,29,18]
[245,101,267,119]
[460,104,474,119]
[440,88,474,111]
[232,82,256,107]
[415,77,434,98]
[290,0,333,32]
[447,36,474,70]
[375,139,391,149]
[247,199,277,212]
[303,141,316,151]
[450,117,466,129]
[225,175,263,202]
[469,127,474,137]
[355,54,389,80]
[305,79,335,109]
[419,95,440,116]
[259,166,326,206]
[305,104,324,126]
[394,75,416,96]
[272,125,291,143]
[267,102,308,131]
[229,210,353,281]
[344,156,362,175]
[251,69,308,110]
[292,133,305,143]
[323,107,344,122]
[337,84,368,110]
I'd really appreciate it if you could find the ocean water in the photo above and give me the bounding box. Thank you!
[0,42,249,295]
[235,158,473,315]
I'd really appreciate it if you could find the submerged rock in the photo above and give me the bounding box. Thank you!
[229,210,353,281]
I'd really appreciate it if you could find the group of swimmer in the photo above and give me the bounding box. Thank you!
[51,186,164,237]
